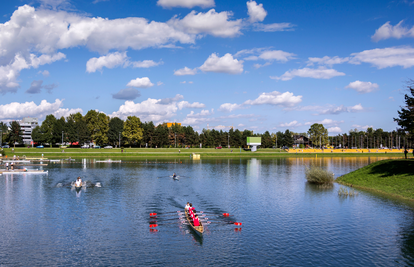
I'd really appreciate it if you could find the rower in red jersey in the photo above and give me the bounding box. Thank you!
[188,203,194,213]
[193,214,200,226]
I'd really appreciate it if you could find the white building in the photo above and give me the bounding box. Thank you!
[19,117,38,144]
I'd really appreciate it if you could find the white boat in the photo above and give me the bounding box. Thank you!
[95,159,122,163]
[1,170,48,175]
[3,160,31,163]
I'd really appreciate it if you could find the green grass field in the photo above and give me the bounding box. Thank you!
[0,147,408,159]
[336,159,414,200]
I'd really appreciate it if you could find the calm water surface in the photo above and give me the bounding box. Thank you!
[1,157,414,266]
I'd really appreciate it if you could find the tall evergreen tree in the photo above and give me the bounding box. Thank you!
[8,121,22,147]
[261,131,272,148]
[395,80,414,133]
[41,114,56,147]
[108,117,124,147]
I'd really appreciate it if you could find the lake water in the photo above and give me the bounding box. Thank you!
[1,157,414,266]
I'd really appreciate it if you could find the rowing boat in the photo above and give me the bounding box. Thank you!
[0,170,48,175]
[185,210,204,236]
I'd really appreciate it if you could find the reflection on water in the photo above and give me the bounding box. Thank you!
[0,156,413,266]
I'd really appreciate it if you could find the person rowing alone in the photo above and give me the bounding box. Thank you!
[172,173,178,180]
[75,176,82,187]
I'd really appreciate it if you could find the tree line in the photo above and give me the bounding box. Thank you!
[1,79,414,149]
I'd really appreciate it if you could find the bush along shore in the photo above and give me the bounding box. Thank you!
[336,159,414,201]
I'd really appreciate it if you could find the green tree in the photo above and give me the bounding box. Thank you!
[108,117,124,147]
[8,121,22,147]
[0,121,8,145]
[123,116,143,147]
[276,131,284,147]
[307,123,328,147]
[153,124,169,147]
[64,116,77,143]
[261,131,272,148]
[75,119,90,144]
[32,126,44,145]
[94,113,109,145]
[283,129,294,148]
[41,114,56,147]
[53,116,66,145]
[142,121,155,147]
[394,80,414,133]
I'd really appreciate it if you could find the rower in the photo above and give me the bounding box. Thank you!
[185,202,190,211]
[173,173,177,179]
[75,176,82,187]
[188,203,194,213]
[193,214,200,226]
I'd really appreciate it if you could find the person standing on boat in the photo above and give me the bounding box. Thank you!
[5,162,8,170]
[193,215,200,226]
[75,177,82,187]
[10,162,14,170]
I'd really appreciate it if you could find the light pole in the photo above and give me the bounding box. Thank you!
[175,132,176,148]
[62,131,64,145]
[228,132,229,148]
[0,129,2,146]
[119,132,121,148]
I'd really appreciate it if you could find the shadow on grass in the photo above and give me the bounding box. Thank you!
[369,159,414,177]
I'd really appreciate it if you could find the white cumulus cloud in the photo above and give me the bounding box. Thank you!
[349,46,414,69]
[328,127,342,133]
[372,20,414,42]
[126,77,154,88]
[280,120,301,127]
[199,53,243,74]
[0,99,64,120]
[174,67,198,75]
[86,52,162,72]
[247,0,267,23]
[218,103,243,112]
[271,67,345,81]
[168,9,242,38]
[157,0,215,8]
[346,80,379,93]
[244,91,302,107]
[86,52,127,73]
[177,101,206,110]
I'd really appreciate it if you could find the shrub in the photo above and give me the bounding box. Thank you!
[338,186,358,196]
[305,165,334,184]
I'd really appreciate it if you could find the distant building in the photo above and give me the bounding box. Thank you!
[293,135,312,147]
[164,122,181,128]
[19,117,38,144]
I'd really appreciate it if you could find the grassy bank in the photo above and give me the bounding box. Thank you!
[0,147,409,159]
[336,159,414,201]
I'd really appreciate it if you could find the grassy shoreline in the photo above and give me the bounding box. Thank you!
[0,147,409,159]
[336,159,414,201]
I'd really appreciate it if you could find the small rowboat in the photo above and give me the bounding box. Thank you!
[185,210,203,236]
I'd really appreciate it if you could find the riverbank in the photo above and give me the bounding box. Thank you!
[336,159,414,201]
[0,147,409,159]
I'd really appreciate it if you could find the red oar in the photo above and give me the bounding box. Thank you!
[149,221,185,227]
[178,211,232,217]
[203,221,242,226]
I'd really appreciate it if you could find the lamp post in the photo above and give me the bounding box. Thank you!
[119,132,121,148]
[62,131,64,145]
[175,132,176,148]
[0,129,2,147]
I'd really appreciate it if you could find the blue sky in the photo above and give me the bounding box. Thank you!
[0,0,413,134]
